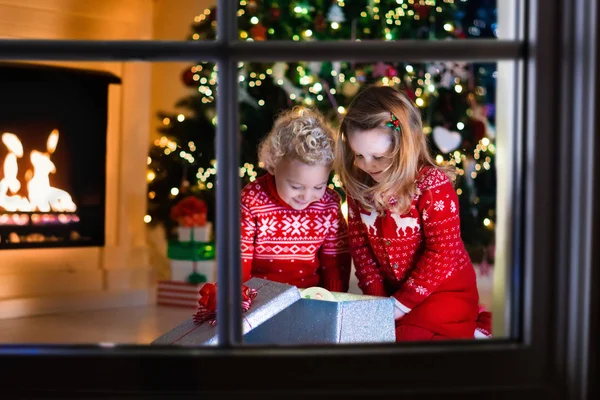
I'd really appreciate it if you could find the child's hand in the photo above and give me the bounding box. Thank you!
[394,307,406,320]
[391,296,407,320]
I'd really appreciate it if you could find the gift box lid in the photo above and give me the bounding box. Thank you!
[152,278,395,346]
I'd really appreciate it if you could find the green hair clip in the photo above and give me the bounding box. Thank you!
[386,113,401,132]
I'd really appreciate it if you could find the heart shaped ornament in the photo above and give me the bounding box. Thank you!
[432,126,462,153]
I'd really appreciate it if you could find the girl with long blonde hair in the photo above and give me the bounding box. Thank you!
[336,85,491,341]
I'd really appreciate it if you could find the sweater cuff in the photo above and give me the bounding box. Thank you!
[392,297,412,314]
[392,289,424,311]
[362,280,387,297]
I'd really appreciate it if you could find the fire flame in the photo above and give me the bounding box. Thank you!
[0,129,77,212]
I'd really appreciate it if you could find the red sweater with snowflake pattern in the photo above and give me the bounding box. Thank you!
[240,173,351,292]
[348,167,477,312]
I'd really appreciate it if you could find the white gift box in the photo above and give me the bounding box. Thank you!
[177,222,212,243]
[170,260,216,282]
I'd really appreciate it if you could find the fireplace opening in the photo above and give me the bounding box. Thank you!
[0,63,120,250]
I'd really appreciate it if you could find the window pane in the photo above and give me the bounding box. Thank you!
[233,0,500,42]
[0,60,218,344]
[230,58,510,346]
[0,0,216,41]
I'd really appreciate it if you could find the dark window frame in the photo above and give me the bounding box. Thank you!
[0,0,597,397]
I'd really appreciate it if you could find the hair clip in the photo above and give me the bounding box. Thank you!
[386,113,401,133]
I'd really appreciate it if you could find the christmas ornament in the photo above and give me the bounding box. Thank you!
[308,61,322,75]
[250,22,267,41]
[356,70,367,83]
[413,4,430,19]
[181,68,196,87]
[269,6,281,21]
[372,61,389,78]
[327,4,345,23]
[432,126,462,153]
[314,13,327,32]
[428,61,469,88]
[470,118,486,143]
[386,65,398,78]
[180,179,190,193]
[246,0,258,14]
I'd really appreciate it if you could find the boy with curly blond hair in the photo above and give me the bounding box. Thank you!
[240,107,351,292]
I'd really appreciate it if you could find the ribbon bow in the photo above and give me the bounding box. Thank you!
[192,283,258,326]
[386,113,401,132]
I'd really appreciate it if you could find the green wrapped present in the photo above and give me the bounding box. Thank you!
[168,241,215,261]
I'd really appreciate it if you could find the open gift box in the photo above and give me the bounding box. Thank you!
[152,278,395,346]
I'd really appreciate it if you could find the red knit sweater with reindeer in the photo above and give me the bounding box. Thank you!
[241,173,351,292]
[348,167,476,312]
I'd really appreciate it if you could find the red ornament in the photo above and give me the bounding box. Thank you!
[181,68,196,87]
[386,66,398,78]
[269,6,281,21]
[250,22,267,41]
[413,4,430,19]
[404,87,416,101]
[314,13,327,32]
[471,118,486,142]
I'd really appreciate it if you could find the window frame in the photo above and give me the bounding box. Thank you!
[0,0,597,397]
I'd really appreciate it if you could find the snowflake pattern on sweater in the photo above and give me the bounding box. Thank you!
[348,167,473,311]
[241,173,351,292]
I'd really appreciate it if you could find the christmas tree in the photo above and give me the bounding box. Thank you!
[147,0,498,264]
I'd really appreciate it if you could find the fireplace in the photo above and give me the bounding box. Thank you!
[0,63,120,250]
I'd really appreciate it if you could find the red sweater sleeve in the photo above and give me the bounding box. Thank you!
[240,188,256,283]
[392,177,469,310]
[347,197,387,296]
[318,201,351,292]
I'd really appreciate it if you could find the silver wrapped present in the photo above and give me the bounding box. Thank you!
[244,291,396,345]
[152,278,395,346]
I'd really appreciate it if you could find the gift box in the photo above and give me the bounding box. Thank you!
[170,260,216,282]
[168,241,215,261]
[177,223,212,243]
[168,241,216,283]
[156,280,205,308]
[244,291,396,345]
[151,278,395,346]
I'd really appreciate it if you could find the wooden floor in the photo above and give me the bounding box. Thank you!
[0,266,493,345]
[0,305,192,344]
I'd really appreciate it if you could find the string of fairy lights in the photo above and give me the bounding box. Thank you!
[146,0,496,229]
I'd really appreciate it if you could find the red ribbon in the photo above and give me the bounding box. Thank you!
[192,283,258,326]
